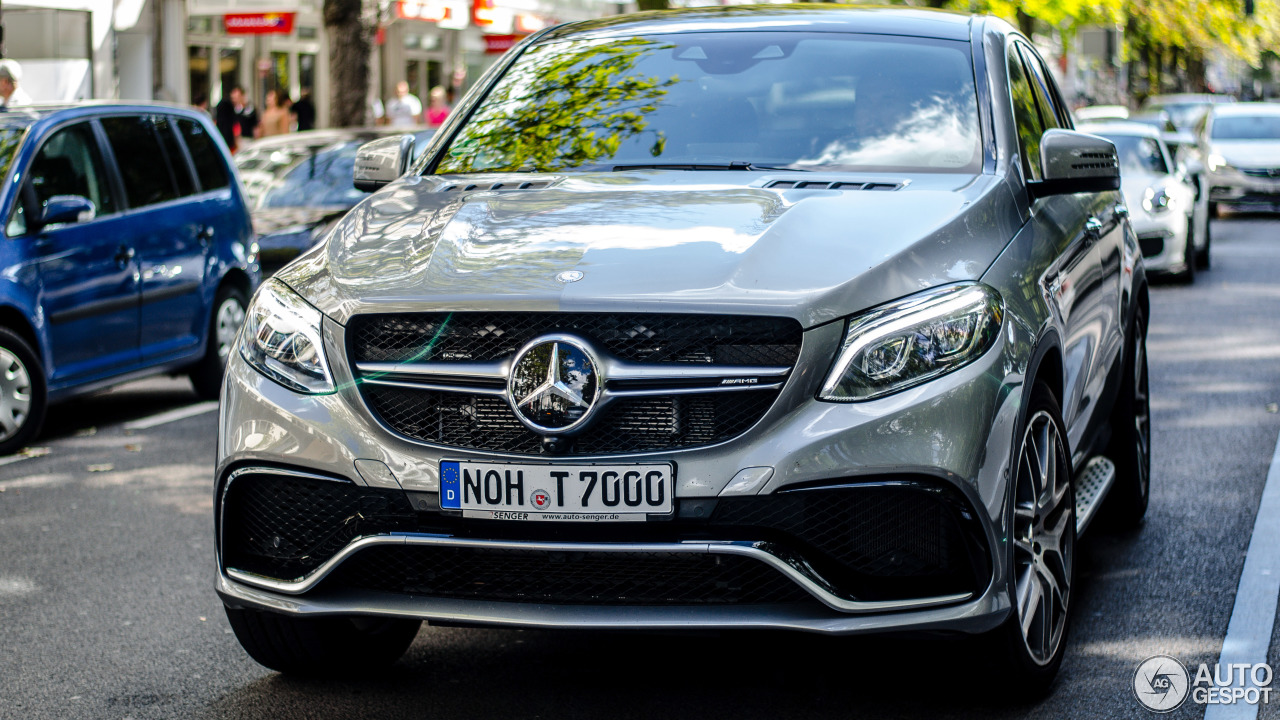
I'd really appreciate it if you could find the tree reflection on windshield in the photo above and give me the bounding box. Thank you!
[438,37,679,173]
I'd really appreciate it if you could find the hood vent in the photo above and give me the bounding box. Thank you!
[439,180,553,193]
[766,180,903,191]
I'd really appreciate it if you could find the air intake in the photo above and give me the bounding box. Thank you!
[439,180,552,192]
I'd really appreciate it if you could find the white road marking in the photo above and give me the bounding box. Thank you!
[1204,429,1280,720]
[120,401,219,431]
[0,454,30,468]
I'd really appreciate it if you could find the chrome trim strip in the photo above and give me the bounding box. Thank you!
[604,361,791,381]
[225,534,972,614]
[356,361,510,381]
[360,377,508,397]
[602,382,786,398]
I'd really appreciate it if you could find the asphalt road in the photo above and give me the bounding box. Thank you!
[3,215,1280,719]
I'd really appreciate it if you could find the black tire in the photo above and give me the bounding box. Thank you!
[1102,305,1151,528]
[985,380,1075,698]
[1196,215,1212,270]
[0,327,46,457]
[1209,201,1220,219]
[225,606,421,676]
[189,285,248,400]
[1174,219,1196,284]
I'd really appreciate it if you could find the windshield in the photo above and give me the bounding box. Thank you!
[1103,134,1168,176]
[1211,115,1280,140]
[434,32,981,174]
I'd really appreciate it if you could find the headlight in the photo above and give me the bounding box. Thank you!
[239,279,335,394]
[1143,186,1173,214]
[819,283,1003,402]
[1208,153,1229,172]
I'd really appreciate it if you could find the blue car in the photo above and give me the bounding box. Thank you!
[0,103,259,455]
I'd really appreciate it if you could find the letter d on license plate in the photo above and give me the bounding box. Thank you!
[440,460,673,522]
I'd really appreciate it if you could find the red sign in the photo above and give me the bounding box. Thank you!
[224,13,295,35]
[483,34,523,54]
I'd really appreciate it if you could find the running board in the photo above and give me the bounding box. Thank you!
[1075,456,1116,536]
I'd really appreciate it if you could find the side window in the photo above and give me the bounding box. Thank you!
[177,118,231,192]
[1018,45,1064,131]
[6,122,116,236]
[1007,44,1045,182]
[154,115,196,196]
[100,116,180,208]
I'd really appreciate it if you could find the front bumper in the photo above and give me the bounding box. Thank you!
[1208,168,1280,205]
[215,314,1026,635]
[1129,212,1190,273]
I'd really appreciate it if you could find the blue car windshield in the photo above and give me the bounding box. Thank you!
[0,127,26,183]
[434,32,982,174]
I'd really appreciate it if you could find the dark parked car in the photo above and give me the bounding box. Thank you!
[0,103,258,455]
[235,128,432,275]
[217,7,1148,693]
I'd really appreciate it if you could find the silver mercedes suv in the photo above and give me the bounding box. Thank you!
[215,6,1150,693]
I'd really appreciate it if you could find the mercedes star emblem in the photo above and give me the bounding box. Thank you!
[508,335,601,434]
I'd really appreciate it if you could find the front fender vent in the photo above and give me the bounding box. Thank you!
[766,180,903,191]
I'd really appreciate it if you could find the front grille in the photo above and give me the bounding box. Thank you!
[348,312,803,366]
[362,384,777,454]
[324,546,813,605]
[221,473,990,604]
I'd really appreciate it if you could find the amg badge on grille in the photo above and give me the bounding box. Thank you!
[508,336,601,434]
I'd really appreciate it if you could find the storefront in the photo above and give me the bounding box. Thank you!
[186,0,328,125]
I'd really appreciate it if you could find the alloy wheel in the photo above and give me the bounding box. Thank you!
[1012,409,1074,666]
[0,347,32,442]
[1132,322,1151,499]
[215,297,247,363]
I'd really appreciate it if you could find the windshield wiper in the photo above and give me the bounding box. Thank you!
[611,162,810,172]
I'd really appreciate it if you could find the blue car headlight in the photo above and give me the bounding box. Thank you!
[238,279,335,394]
[819,283,1003,402]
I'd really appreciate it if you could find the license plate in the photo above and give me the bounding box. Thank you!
[440,460,673,522]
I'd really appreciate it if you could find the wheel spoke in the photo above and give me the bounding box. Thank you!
[1018,569,1044,638]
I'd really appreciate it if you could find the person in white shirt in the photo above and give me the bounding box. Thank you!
[385,81,422,127]
[0,60,33,108]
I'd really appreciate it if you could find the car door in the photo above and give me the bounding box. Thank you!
[6,120,140,384]
[1009,41,1117,459]
[98,114,210,364]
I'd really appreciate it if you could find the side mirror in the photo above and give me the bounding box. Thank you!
[353,134,416,192]
[1029,129,1121,198]
[40,195,96,227]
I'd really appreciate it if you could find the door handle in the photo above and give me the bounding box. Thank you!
[1114,204,1130,219]
[114,245,135,267]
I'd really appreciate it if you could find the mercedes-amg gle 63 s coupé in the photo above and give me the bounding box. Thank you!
[215,7,1150,693]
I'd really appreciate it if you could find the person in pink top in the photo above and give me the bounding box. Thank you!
[425,86,451,127]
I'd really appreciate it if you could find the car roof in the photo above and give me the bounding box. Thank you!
[0,101,212,131]
[1145,94,1235,105]
[1078,121,1162,139]
[541,5,977,43]
[1210,102,1280,117]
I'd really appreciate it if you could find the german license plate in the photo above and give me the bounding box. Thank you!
[439,460,673,521]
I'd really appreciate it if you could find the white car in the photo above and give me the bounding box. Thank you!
[1200,103,1280,218]
[1083,122,1207,280]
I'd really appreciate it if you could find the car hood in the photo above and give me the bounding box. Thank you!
[1210,141,1280,168]
[277,172,1021,329]
[252,205,352,237]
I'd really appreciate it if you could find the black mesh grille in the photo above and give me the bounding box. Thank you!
[220,473,989,603]
[349,312,802,366]
[220,473,415,580]
[362,385,777,455]
[324,546,813,605]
